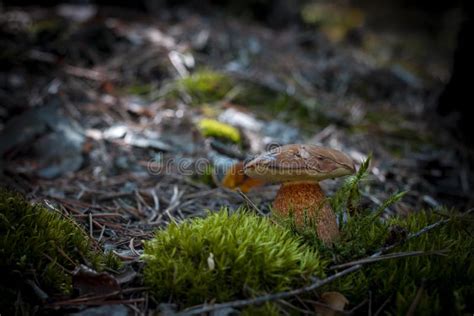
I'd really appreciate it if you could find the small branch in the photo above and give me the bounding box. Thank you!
[329,249,447,270]
[177,265,361,315]
[373,296,392,316]
[28,49,117,81]
[236,189,266,217]
[47,287,148,307]
[347,298,368,315]
[176,216,452,315]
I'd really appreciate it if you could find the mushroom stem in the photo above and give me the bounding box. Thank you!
[273,181,340,244]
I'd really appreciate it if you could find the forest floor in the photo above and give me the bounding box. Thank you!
[0,3,472,314]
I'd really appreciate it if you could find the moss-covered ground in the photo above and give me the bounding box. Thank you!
[142,158,473,314]
[0,189,121,313]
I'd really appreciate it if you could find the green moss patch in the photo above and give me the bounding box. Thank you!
[317,209,474,315]
[179,70,233,104]
[0,189,121,311]
[142,210,326,307]
[197,119,241,143]
[191,163,216,188]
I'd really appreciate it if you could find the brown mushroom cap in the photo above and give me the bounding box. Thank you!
[244,144,355,182]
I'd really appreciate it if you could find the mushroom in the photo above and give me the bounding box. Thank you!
[243,144,355,244]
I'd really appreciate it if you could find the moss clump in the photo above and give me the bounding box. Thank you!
[0,189,121,311]
[322,210,474,315]
[197,119,241,143]
[192,164,216,187]
[142,210,326,307]
[180,70,233,103]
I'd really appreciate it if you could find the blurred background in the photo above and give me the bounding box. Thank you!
[0,0,472,220]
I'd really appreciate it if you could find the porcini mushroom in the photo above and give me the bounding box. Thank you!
[243,144,355,244]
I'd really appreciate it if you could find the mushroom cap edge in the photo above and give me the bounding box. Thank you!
[243,144,356,182]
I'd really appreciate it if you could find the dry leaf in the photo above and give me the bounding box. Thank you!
[72,265,121,297]
[315,291,349,316]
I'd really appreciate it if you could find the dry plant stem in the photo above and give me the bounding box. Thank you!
[406,284,425,316]
[176,216,453,315]
[329,249,448,270]
[273,182,339,244]
[236,189,267,217]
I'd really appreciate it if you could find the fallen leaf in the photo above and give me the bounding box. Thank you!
[72,265,120,297]
[315,291,349,316]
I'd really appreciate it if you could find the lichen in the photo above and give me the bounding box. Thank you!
[197,118,241,143]
[0,189,121,312]
[142,210,326,307]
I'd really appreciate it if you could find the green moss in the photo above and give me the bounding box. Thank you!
[179,70,233,103]
[0,189,121,311]
[192,164,216,187]
[321,210,473,315]
[126,83,153,96]
[197,119,241,143]
[241,302,281,316]
[142,210,326,308]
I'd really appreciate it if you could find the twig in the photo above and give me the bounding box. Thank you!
[348,298,368,315]
[378,217,451,254]
[277,299,313,314]
[72,213,124,218]
[236,189,266,217]
[89,212,94,238]
[177,265,360,315]
[406,283,424,316]
[373,296,391,316]
[50,298,145,307]
[329,249,447,270]
[98,224,106,243]
[47,287,148,307]
[176,216,452,315]
[28,49,117,81]
[368,291,372,316]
